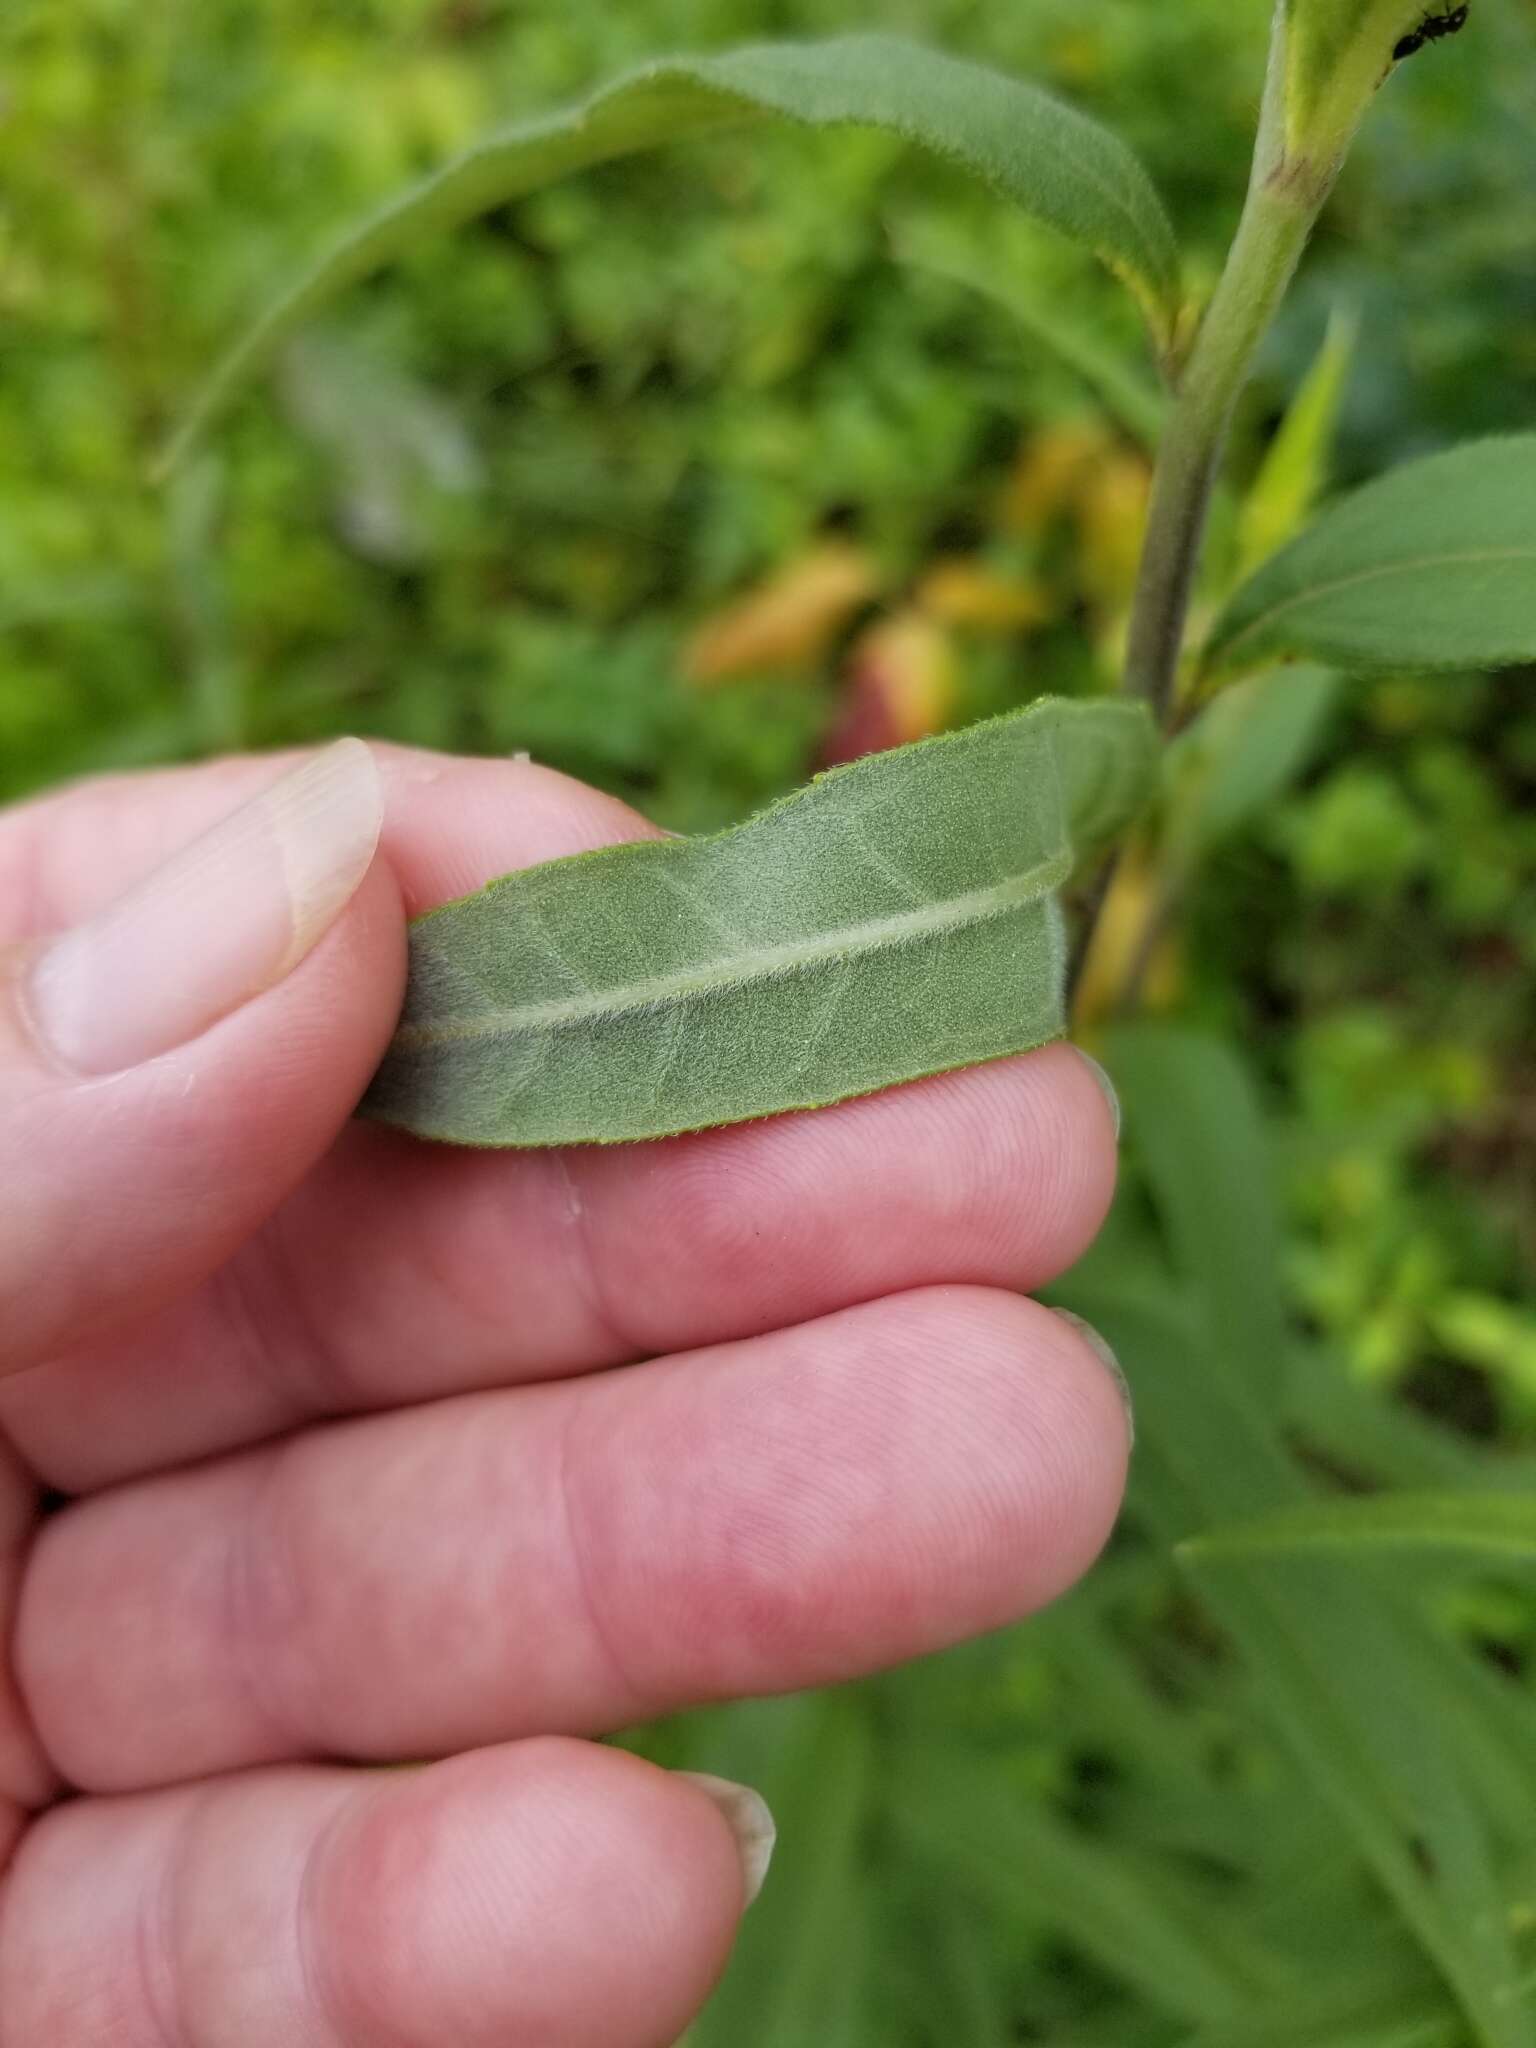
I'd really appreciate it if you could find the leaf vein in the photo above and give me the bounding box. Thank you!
[397,851,1072,1051]
[1216,545,1536,666]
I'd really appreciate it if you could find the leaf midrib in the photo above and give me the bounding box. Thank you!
[1217,545,1536,663]
[394,849,1072,1050]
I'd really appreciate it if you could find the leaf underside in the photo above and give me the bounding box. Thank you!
[1206,435,1536,680]
[166,34,1181,465]
[363,697,1155,1147]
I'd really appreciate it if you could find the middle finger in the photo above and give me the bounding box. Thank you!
[18,1286,1129,1795]
[1,1045,1116,1492]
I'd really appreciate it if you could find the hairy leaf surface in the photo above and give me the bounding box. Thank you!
[167,35,1181,464]
[364,697,1154,1147]
[1206,437,1536,679]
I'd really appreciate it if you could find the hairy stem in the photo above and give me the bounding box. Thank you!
[1073,8,1343,1016]
[1123,10,1329,724]
[1075,156,1316,1010]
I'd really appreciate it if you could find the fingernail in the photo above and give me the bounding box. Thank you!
[1074,1049,1121,1141]
[1051,1308,1134,1449]
[676,1772,776,1906]
[28,740,383,1076]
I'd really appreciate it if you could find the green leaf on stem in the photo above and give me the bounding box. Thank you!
[164,34,1181,466]
[1204,436,1536,681]
[1235,310,1357,577]
[1167,664,1341,857]
[894,221,1166,447]
[1184,1492,1536,1566]
[363,697,1156,1148]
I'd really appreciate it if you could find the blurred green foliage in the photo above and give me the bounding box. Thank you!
[4,0,1536,2040]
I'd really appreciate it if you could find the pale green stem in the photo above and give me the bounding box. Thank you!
[1072,8,1345,1011]
[1123,9,1334,725]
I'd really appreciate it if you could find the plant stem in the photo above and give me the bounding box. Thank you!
[1123,13,1328,726]
[1073,8,1342,1017]
[1076,166,1316,1010]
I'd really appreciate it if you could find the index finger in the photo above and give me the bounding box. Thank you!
[0,748,1118,1490]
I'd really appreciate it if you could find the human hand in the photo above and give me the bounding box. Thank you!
[0,741,1128,2044]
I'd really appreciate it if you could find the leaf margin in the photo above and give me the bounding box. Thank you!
[163,33,1182,468]
[1203,434,1536,682]
[363,694,1157,1149]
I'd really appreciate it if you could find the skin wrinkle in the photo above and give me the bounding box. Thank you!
[294,1786,378,2048]
[548,1151,645,1366]
[136,1790,203,2048]
[223,1447,326,1766]
[211,1249,339,1445]
[602,1142,786,1349]
[555,1390,650,1722]
[375,1145,578,1398]
[0,1009,64,1366]
[0,1435,53,1826]
[312,1767,462,2047]
[298,1779,423,2048]
[245,1194,384,1427]
[399,1149,546,1380]
[0,798,58,946]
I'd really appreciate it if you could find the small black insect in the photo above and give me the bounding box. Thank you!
[1394,5,1470,61]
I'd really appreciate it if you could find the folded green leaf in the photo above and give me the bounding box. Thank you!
[1184,1492,1536,1566]
[1205,436,1536,680]
[363,697,1155,1147]
[1235,309,1357,578]
[165,34,1181,466]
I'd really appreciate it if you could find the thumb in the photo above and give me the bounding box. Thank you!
[1,740,403,1379]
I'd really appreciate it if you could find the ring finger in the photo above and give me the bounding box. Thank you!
[0,1740,764,2047]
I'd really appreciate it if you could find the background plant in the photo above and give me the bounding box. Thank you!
[4,0,1536,2040]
